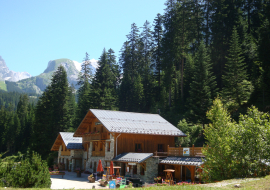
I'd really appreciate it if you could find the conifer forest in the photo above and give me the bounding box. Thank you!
[0,0,270,160]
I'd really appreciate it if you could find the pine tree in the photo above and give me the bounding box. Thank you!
[152,13,163,101]
[92,48,118,110]
[140,20,155,112]
[222,27,253,111]
[32,66,70,158]
[74,52,94,128]
[187,42,217,124]
[66,85,76,131]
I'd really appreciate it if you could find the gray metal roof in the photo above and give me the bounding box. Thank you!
[60,132,83,150]
[160,157,204,166]
[112,152,153,163]
[90,109,186,136]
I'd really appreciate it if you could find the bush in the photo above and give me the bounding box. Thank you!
[1,151,51,188]
[202,98,270,181]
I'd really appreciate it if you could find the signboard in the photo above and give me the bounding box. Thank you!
[109,180,116,189]
[128,163,136,166]
[95,122,102,125]
[183,148,190,156]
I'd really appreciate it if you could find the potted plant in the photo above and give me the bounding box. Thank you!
[99,179,108,187]
[88,174,95,183]
[154,177,161,183]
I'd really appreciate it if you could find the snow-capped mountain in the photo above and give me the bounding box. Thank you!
[0,56,31,82]
[0,56,98,94]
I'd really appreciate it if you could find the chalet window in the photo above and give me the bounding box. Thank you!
[65,146,67,151]
[140,165,145,175]
[158,144,164,152]
[133,165,137,174]
[61,146,63,151]
[135,143,142,152]
[94,127,97,132]
[99,142,103,151]
[92,142,96,151]
[84,144,87,151]
[107,142,110,152]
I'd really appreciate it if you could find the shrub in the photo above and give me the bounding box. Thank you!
[1,151,51,188]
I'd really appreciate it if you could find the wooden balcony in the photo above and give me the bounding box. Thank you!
[92,150,105,157]
[154,145,204,157]
[61,151,70,156]
[83,132,110,142]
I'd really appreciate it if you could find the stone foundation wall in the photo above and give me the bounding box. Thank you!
[144,157,159,183]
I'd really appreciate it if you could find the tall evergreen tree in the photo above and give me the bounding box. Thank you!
[32,66,70,158]
[152,13,163,101]
[92,48,118,110]
[74,52,94,128]
[187,42,217,124]
[222,27,253,111]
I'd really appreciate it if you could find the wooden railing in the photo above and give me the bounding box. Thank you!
[61,151,70,156]
[92,150,105,157]
[154,145,204,157]
[83,132,110,142]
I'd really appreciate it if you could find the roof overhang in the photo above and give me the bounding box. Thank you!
[74,110,97,137]
[160,156,204,166]
[112,152,153,163]
[51,133,63,151]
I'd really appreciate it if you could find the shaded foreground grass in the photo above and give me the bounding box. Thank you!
[1,175,269,190]
[219,175,270,190]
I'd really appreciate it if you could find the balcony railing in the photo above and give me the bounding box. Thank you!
[83,132,110,142]
[154,145,204,157]
[61,151,70,156]
[92,150,105,157]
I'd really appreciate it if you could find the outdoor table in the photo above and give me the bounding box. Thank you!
[164,169,175,184]
[106,166,121,178]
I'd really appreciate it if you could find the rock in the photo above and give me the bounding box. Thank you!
[234,184,241,188]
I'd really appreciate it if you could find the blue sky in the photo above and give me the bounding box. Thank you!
[0,0,166,76]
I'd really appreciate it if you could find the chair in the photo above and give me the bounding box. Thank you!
[120,178,126,186]
[116,177,122,184]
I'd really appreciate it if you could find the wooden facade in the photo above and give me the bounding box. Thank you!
[114,133,175,156]
[51,133,70,156]
[74,110,178,157]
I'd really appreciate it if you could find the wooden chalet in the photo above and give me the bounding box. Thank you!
[52,109,204,183]
[51,132,83,171]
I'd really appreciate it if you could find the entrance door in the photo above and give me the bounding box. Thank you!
[66,159,69,170]
[120,163,125,176]
[75,159,82,170]
[93,161,97,173]
[182,166,186,181]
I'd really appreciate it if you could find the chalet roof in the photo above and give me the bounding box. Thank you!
[60,132,83,149]
[160,157,204,166]
[112,152,153,163]
[74,109,186,137]
[51,132,83,151]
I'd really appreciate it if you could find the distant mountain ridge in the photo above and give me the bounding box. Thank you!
[0,56,98,94]
[0,56,31,82]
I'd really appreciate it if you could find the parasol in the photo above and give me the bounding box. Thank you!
[97,159,104,173]
[110,161,114,175]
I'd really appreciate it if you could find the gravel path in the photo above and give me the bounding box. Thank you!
[199,178,260,187]
[50,171,108,189]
